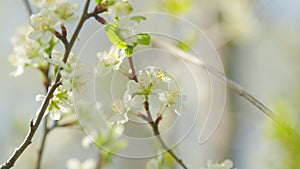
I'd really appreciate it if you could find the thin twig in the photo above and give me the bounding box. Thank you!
[35,116,50,169]
[22,0,33,16]
[95,153,105,169]
[128,56,188,169]
[143,101,188,169]
[128,57,138,82]
[35,67,52,169]
[0,1,93,168]
[152,39,280,123]
[0,81,61,169]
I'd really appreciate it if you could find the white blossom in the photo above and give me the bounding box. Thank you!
[146,158,159,169]
[29,0,79,43]
[36,86,73,120]
[81,131,98,149]
[66,158,96,169]
[123,67,180,115]
[203,159,236,169]
[29,9,58,43]
[53,1,79,24]
[110,100,129,125]
[107,0,133,19]
[55,52,90,91]
[97,46,126,76]
[9,24,48,77]
[115,17,144,46]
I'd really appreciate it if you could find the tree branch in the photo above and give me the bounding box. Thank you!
[22,0,33,16]
[143,101,188,169]
[151,39,280,123]
[0,1,93,168]
[35,66,52,169]
[0,81,61,169]
[35,116,50,169]
[127,55,188,168]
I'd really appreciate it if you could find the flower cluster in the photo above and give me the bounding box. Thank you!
[29,0,78,44]
[97,46,126,76]
[76,124,127,168]
[107,0,133,19]
[124,67,179,114]
[9,0,79,77]
[9,24,48,77]
[203,159,236,169]
[66,158,96,169]
[106,67,180,125]
[36,86,73,120]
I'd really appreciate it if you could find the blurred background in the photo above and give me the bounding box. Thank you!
[1,0,300,168]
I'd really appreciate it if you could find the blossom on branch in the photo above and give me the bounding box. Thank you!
[123,67,180,117]
[9,24,48,77]
[66,158,96,169]
[203,159,236,169]
[97,46,126,76]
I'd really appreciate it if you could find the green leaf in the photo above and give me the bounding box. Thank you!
[136,33,151,45]
[130,15,147,23]
[94,0,101,5]
[104,24,127,49]
[101,0,114,6]
[125,46,134,56]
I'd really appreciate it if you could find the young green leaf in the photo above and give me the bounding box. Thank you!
[137,33,151,45]
[104,24,127,49]
[101,0,115,6]
[130,15,147,23]
[125,46,134,56]
[94,0,101,5]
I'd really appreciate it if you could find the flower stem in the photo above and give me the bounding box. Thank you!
[143,100,188,169]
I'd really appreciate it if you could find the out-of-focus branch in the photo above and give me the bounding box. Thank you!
[22,0,33,16]
[152,39,280,123]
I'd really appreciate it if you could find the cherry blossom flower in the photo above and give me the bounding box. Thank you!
[123,67,180,116]
[97,46,126,76]
[9,24,48,77]
[107,0,133,19]
[66,158,96,169]
[203,159,236,169]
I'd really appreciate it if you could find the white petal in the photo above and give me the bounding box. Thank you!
[82,158,96,169]
[50,110,61,120]
[28,30,42,40]
[10,65,24,77]
[41,31,52,43]
[113,124,125,135]
[66,158,81,169]
[35,94,45,102]
[146,159,159,169]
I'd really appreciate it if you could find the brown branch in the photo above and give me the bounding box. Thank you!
[152,39,280,123]
[127,56,188,168]
[0,81,61,169]
[35,116,50,169]
[95,153,105,169]
[35,65,52,169]
[0,1,94,168]
[142,100,188,169]
[128,57,138,82]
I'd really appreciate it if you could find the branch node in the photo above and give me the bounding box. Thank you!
[95,15,106,24]
[61,25,67,38]
[30,119,34,128]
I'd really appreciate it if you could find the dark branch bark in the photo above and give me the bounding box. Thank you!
[0,1,93,168]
